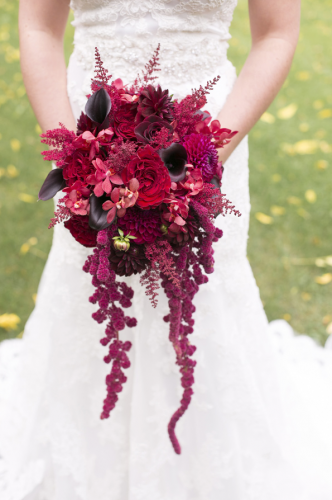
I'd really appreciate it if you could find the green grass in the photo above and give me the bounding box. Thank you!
[1,0,332,343]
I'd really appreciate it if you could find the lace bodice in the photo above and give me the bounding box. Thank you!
[69,0,238,86]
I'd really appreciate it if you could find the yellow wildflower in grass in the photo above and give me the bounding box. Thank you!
[287,196,301,206]
[255,212,273,225]
[18,193,35,203]
[296,71,311,81]
[294,140,319,154]
[0,313,21,331]
[305,189,317,203]
[260,112,275,124]
[13,72,22,82]
[20,243,30,255]
[7,165,18,178]
[323,315,332,325]
[35,124,42,134]
[277,103,298,120]
[319,141,332,153]
[280,143,295,155]
[270,205,286,216]
[301,292,312,302]
[283,313,291,321]
[297,208,310,219]
[313,100,324,110]
[10,138,21,152]
[315,273,332,285]
[281,140,323,156]
[4,46,20,63]
[326,322,332,335]
[314,129,326,139]
[20,237,38,255]
[16,86,26,98]
[318,109,332,119]
[299,122,309,132]
[315,160,328,170]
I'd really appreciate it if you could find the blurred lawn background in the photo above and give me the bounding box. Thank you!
[1,0,332,343]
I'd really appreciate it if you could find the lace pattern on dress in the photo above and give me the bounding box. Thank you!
[69,0,238,86]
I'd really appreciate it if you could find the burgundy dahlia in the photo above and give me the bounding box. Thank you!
[109,243,148,276]
[182,133,218,183]
[117,207,163,245]
[137,84,173,122]
[64,214,97,247]
[76,112,94,135]
[165,211,199,246]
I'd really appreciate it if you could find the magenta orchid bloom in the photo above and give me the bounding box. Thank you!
[74,128,114,161]
[212,126,238,148]
[102,178,139,224]
[163,193,190,230]
[120,93,139,104]
[113,78,139,103]
[180,166,204,197]
[65,189,90,216]
[63,180,90,198]
[87,158,123,197]
[195,116,238,149]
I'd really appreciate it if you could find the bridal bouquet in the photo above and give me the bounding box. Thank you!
[39,47,240,454]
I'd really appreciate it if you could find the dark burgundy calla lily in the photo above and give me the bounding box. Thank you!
[210,175,221,189]
[158,143,188,183]
[85,88,112,125]
[134,115,173,144]
[89,193,115,231]
[38,168,66,201]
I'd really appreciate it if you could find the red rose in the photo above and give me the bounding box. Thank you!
[113,105,136,139]
[64,214,97,248]
[122,145,171,209]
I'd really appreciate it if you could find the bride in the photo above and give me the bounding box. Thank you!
[1,0,332,499]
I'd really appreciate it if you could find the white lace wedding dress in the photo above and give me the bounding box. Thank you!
[1,1,332,499]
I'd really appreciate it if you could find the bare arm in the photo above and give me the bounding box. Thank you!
[19,0,76,133]
[217,0,301,162]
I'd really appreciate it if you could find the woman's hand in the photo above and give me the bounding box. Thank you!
[217,0,301,163]
[19,0,76,133]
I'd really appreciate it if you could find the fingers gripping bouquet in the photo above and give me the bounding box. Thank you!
[39,46,240,454]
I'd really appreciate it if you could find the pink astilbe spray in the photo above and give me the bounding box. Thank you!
[83,227,137,420]
[173,76,221,139]
[141,240,180,307]
[131,44,161,92]
[41,125,76,166]
[196,184,242,219]
[48,196,71,229]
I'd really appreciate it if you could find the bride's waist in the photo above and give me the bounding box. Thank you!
[72,30,231,85]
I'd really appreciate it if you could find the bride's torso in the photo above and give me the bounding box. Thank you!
[68,0,238,107]
[65,0,250,266]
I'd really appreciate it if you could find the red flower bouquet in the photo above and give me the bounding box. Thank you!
[39,46,240,454]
